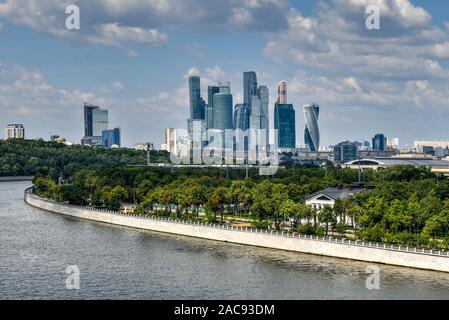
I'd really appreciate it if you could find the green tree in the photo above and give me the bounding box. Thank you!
[318,205,336,236]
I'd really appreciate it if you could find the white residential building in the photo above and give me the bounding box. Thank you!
[4,124,25,140]
[387,138,399,150]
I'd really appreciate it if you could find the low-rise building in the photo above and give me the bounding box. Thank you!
[305,186,370,224]
[344,157,449,174]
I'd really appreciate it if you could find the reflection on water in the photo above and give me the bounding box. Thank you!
[1,181,449,299]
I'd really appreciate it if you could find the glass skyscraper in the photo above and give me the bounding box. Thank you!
[274,103,296,148]
[243,71,258,108]
[206,85,220,129]
[212,90,233,130]
[304,103,320,151]
[102,128,121,148]
[189,76,205,120]
[233,104,249,131]
[83,103,108,146]
[372,133,387,151]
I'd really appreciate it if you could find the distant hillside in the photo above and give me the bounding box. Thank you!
[0,139,170,178]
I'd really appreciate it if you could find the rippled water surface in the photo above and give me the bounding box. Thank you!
[1,181,449,299]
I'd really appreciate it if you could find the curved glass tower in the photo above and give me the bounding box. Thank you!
[212,92,233,130]
[304,103,320,151]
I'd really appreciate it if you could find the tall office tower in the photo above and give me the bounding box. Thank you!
[189,76,205,120]
[102,128,121,148]
[304,103,320,152]
[274,103,296,148]
[372,133,387,151]
[188,119,206,163]
[212,86,233,130]
[233,104,250,131]
[258,85,269,133]
[249,95,262,130]
[258,85,269,147]
[334,141,358,164]
[277,81,287,104]
[206,85,220,129]
[274,81,295,148]
[243,71,258,108]
[82,103,109,146]
[4,124,25,140]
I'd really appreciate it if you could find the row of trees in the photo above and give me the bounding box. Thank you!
[33,164,449,249]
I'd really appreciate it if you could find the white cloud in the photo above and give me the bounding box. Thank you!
[111,81,124,91]
[0,0,290,46]
[86,23,167,46]
[263,0,449,145]
[126,49,139,57]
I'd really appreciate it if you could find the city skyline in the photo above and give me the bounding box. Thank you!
[1,1,449,147]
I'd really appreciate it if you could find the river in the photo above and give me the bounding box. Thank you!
[1,181,449,299]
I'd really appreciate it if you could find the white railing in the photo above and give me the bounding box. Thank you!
[24,187,449,259]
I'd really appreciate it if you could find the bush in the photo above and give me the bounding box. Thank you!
[335,223,347,235]
[315,226,325,237]
[297,224,315,235]
[360,225,384,242]
[251,220,270,229]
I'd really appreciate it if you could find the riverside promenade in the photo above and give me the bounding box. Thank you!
[24,187,449,273]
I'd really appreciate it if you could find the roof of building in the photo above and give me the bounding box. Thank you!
[345,157,449,167]
[306,187,369,201]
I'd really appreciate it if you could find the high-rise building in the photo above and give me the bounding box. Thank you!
[258,85,269,135]
[277,81,287,104]
[102,128,121,148]
[372,133,387,151]
[212,89,233,130]
[274,103,296,148]
[189,76,205,120]
[334,141,358,164]
[250,95,261,130]
[206,85,220,129]
[4,124,25,140]
[304,103,320,152]
[243,71,258,108]
[82,103,109,146]
[233,104,249,131]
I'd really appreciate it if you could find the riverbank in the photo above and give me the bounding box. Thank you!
[24,187,449,273]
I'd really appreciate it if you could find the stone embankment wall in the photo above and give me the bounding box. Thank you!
[25,189,449,273]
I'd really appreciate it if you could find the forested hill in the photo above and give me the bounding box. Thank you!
[0,139,170,178]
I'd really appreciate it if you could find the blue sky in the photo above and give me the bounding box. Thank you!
[1,0,449,148]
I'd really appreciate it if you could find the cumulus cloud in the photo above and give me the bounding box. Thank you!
[0,64,229,145]
[263,0,449,145]
[0,0,290,46]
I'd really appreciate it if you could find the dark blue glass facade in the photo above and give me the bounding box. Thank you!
[102,128,121,148]
[274,103,296,148]
[84,103,95,137]
[189,76,205,120]
[243,71,257,107]
[372,133,386,151]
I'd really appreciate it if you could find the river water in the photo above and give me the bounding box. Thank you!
[1,181,449,299]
